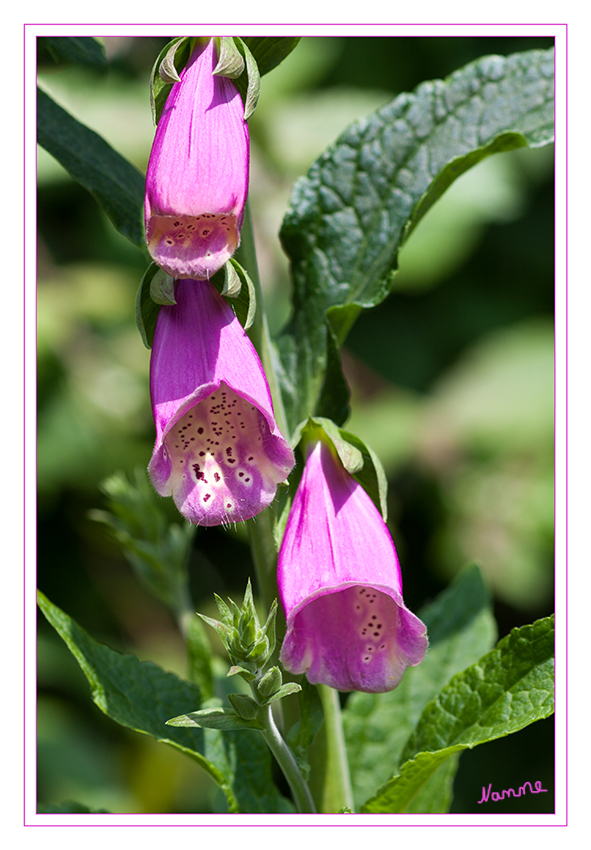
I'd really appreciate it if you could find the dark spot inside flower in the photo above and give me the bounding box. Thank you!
[198,427,204,434]
[203,494,211,502]
[214,473,220,482]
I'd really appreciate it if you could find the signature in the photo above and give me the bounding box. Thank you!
[478,780,548,804]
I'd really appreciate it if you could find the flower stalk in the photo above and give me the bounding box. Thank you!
[257,701,317,813]
[317,684,354,813]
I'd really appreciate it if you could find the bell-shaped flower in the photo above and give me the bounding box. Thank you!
[148,280,294,526]
[278,438,428,693]
[145,38,249,280]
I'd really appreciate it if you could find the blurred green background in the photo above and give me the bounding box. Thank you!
[37,35,555,814]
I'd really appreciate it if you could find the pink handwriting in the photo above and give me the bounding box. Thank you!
[478,780,548,804]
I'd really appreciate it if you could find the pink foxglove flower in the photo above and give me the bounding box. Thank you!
[145,38,249,280]
[278,439,428,693]
[148,280,294,526]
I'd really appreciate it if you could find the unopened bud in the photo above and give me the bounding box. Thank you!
[227,692,259,721]
[257,666,283,698]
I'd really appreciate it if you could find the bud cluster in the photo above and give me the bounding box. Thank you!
[198,580,301,722]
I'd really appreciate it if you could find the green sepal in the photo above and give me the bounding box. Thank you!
[135,263,162,349]
[213,37,245,79]
[291,416,389,519]
[333,427,389,521]
[150,36,194,124]
[166,707,264,732]
[214,259,242,298]
[260,682,302,706]
[232,38,261,120]
[227,693,260,721]
[149,267,176,305]
[211,259,257,331]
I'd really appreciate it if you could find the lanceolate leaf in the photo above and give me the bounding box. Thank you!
[242,37,301,77]
[361,615,554,813]
[37,591,292,813]
[41,36,107,69]
[278,48,555,431]
[37,88,146,249]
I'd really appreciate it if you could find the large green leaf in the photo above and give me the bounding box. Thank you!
[37,87,146,249]
[40,36,107,69]
[37,591,293,813]
[278,48,555,430]
[343,564,497,809]
[361,615,554,813]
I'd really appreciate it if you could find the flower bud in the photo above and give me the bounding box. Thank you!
[227,692,259,721]
[257,666,283,698]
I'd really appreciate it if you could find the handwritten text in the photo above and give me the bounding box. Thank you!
[478,780,548,804]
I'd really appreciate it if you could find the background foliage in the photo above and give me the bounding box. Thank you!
[37,35,554,814]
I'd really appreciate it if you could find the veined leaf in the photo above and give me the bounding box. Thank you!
[278,48,555,430]
[37,591,292,813]
[361,615,554,813]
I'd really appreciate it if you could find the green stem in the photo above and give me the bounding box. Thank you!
[259,703,317,813]
[247,509,279,615]
[236,202,288,624]
[317,685,354,813]
[235,201,290,439]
